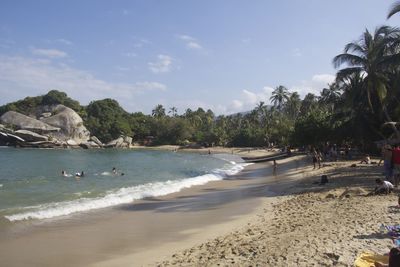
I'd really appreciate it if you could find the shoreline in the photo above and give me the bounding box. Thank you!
[0,157,281,266]
[0,154,391,266]
[130,145,280,158]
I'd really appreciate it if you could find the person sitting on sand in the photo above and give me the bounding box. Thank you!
[360,154,371,164]
[374,178,394,195]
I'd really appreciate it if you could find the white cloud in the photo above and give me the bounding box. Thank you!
[312,74,335,84]
[114,66,130,72]
[148,54,173,73]
[31,47,68,58]
[55,39,73,46]
[290,73,335,97]
[292,48,302,57]
[0,39,15,49]
[122,52,137,58]
[45,38,73,46]
[187,41,203,50]
[178,34,204,51]
[0,55,167,109]
[134,81,166,91]
[227,86,274,114]
[132,38,151,48]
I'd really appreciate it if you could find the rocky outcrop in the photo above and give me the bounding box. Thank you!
[40,105,90,143]
[90,136,104,147]
[1,111,60,133]
[0,106,91,148]
[14,130,48,142]
[105,135,133,148]
[0,105,133,149]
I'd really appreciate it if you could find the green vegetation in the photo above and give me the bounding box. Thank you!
[1,3,400,149]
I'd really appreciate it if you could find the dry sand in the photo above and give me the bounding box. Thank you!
[156,160,399,267]
[131,145,280,158]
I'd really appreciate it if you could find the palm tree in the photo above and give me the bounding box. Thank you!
[333,26,400,109]
[388,1,400,19]
[168,107,178,117]
[319,83,341,112]
[300,93,318,116]
[285,92,301,119]
[270,85,290,110]
[333,25,400,137]
[152,104,166,119]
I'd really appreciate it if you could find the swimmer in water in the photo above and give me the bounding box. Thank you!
[61,170,68,177]
[112,167,117,175]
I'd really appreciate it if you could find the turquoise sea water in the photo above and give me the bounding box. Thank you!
[0,147,246,222]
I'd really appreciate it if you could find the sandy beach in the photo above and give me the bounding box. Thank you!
[0,152,398,267]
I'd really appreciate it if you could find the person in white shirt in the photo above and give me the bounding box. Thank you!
[374,178,394,194]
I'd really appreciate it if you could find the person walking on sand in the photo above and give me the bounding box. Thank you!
[312,148,318,169]
[273,160,277,176]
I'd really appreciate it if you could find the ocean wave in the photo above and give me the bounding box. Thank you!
[5,162,249,222]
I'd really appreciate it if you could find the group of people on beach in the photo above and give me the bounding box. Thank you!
[310,143,349,169]
[379,144,400,186]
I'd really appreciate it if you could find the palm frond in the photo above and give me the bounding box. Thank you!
[344,43,365,54]
[335,67,363,82]
[388,1,400,19]
[333,53,364,68]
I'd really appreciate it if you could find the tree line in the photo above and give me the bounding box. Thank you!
[1,3,400,150]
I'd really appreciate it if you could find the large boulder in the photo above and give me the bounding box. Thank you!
[0,111,60,133]
[105,137,125,148]
[105,136,133,148]
[90,136,104,147]
[80,141,101,149]
[40,105,90,142]
[123,136,133,145]
[14,130,48,142]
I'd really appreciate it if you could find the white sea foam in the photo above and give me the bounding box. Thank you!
[5,162,249,222]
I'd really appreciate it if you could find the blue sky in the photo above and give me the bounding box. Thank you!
[1,0,400,115]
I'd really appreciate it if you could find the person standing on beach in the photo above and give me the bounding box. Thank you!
[392,145,400,187]
[312,148,317,169]
[380,145,393,182]
[312,148,321,169]
[273,160,277,176]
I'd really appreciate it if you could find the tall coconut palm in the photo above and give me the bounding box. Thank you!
[285,92,301,119]
[152,104,166,118]
[333,26,400,109]
[319,83,341,112]
[388,1,400,19]
[168,107,178,117]
[333,25,400,137]
[270,85,290,110]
